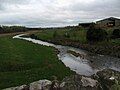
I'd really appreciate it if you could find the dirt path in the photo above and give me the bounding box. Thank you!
[0,30,40,37]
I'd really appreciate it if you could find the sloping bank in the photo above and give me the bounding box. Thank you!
[0,35,74,89]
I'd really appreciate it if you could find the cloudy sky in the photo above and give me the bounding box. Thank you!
[0,0,120,27]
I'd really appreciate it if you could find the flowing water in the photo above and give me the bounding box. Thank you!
[13,34,120,76]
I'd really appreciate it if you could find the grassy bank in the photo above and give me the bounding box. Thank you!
[29,28,120,58]
[0,35,74,89]
[35,28,87,43]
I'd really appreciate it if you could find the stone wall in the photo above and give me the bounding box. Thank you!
[3,69,120,90]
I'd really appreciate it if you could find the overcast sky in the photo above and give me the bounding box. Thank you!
[0,0,120,27]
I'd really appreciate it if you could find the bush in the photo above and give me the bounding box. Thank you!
[64,32,70,38]
[86,25,107,42]
[53,31,59,38]
[30,34,38,39]
[73,26,80,31]
[0,26,28,34]
[112,29,120,38]
[0,26,3,34]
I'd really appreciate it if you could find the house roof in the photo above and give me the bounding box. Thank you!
[96,17,120,22]
[78,22,94,27]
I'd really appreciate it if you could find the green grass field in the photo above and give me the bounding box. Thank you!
[35,28,120,45]
[41,28,120,44]
[0,35,74,89]
[36,28,87,43]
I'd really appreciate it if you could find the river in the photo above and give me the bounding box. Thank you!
[13,34,120,76]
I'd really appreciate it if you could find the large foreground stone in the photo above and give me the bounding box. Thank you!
[60,75,100,90]
[3,85,29,90]
[94,69,120,90]
[3,69,120,90]
[30,80,52,90]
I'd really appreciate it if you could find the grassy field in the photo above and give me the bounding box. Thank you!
[36,28,87,43]
[31,28,120,57]
[34,28,120,45]
[0,35,74,89]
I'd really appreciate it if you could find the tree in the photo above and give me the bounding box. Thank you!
[0,26,3,33]
[0,26,28,33]
[53,31,59,38]
[30,34,38,39]
[64,31,70,38]
[112,29,120,38]
[86,25,107,42]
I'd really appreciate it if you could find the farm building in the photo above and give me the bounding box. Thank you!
[78,23,94,28]
[96,17,120,28]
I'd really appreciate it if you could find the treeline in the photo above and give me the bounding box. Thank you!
[0,26,28,34]
[44,26,78,30]
[0,26,43,34]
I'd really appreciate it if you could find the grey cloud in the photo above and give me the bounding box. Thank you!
[64,0,120,20]
[0,0,29,11]
[0,0,120,27]
[68,0,120,12]
[0,4,4,10]
[0,0,29,4]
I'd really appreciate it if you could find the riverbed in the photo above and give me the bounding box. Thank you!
[13,34,120,76]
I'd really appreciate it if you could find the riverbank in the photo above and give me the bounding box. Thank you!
[0,35,74,89]
[21,33,120,75]
[27,29,120,58]
[47,38,120,58]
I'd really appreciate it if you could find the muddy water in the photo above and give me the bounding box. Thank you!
[13,34,120,76]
